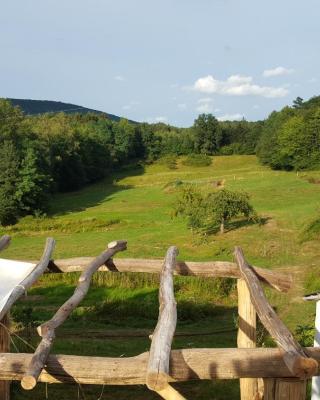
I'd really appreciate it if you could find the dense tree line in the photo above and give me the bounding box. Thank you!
[256,96,320,170]
[0,99,161,224]
[2,94,320,225]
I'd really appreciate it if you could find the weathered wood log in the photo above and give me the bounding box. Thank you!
[274,379,306,400]
[0,315,10,400]
[157,385,187,400]
[0,238,55,322]
[47,257,292,292]
[0,235,11,400]
[234,246,318,379]
[237,278,259,400]
[1,348,320,385]
[21,240,127,391]
[0,236,10,252]
[146,246,178,392]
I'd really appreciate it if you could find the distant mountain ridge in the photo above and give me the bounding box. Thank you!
[7,98,129,122]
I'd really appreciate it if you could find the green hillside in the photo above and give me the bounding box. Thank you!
[2,155,320,399]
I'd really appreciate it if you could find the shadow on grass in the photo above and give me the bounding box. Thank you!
[48,164,145,216]
[205,216,270,235]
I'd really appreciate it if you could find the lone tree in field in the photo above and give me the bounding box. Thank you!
[174,186,258,234]
[207,189,257,233]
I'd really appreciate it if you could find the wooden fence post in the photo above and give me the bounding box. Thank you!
[263,378,306,400]
[0,314,10,400]
[237,278,259,400]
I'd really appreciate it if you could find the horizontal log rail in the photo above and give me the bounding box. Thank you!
[47,257,292,292]
[1,348,320,385]
[0,238,55,322]
[234,247,318,379]
[21,240,127,390]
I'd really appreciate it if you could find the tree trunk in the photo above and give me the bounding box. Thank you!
[220,218,225,234]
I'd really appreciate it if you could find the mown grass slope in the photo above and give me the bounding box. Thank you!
[1,155,320,399]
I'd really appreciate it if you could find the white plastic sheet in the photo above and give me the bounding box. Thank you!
[312,301,320,400]
[0,258,36,313]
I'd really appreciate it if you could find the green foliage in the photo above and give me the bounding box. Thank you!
[174,186,258,234]
[256,98,320,170]
[300,216,320,242]
[193,114,222,154]
[158,154,178,169]
[182,153,212,167]
[0,140,20,225]
[295,324,314,347]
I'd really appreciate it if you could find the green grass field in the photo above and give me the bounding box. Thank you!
[2,155,320,399]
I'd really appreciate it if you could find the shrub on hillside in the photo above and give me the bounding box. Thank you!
[158,154,177,169]
[174,185,259,234]
[300,216,320,242]
[182,154,212,167]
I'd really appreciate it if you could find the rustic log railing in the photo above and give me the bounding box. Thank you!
[0,235,316,400]
[21,240,127,390]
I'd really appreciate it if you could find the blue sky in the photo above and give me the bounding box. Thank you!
[1,0,319,126]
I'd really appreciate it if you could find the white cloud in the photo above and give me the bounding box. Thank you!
[217,113,244,121]
[194,74,288,98]
[197,97,214,103]
[114,75,125,81]
[178,103,187,110]
[146,116,168,123]
[263,66,294,78]
[253,104,260,109]
[196,103,214,113]
[122,101,140,110]
[308,77,318,83]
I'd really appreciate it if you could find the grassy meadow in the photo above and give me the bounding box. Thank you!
[2,155,320,399]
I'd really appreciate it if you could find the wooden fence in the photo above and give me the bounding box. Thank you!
[0,235,317,400]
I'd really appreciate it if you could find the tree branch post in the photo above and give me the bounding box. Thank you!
[21,240,127,390]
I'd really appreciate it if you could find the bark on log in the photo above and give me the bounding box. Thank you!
[0,236,10,252]
[47,257,292,292]
[0,238,55,322]
[1,348,320,385]
[0,315,10,400]
[237,278,259,400]
[146,246,178,392]
[274,378,306,400]
[234,246,318,379]
[21,240,127,390]
[156,385,187,400]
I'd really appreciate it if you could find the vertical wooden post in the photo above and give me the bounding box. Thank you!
[237,278,259,400]
[264,378,306,400]
[0,314,10,400]
[275,379,306,400]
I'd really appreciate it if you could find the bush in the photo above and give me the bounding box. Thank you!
[174,186,259,234]
[182,154,212,167]
[158,154,177,169]
[300,216,320,242]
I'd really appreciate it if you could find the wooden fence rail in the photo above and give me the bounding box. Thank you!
[0,235,314,400]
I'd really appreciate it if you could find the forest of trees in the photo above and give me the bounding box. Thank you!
[1,94,320,225]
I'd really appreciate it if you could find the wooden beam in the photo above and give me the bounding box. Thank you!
[234,246,318,379]
[237,278,259,400]
[1,348,320,385]
[0,235,11,400]
[147,246,178,392]
[21,240,127,391]
[274,379,306,400]
[47,257,292,292]
[0,315,10,400]
[157,385,187,400]
[0,238,55,322]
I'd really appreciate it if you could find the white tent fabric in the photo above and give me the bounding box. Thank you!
[0,258,36,313]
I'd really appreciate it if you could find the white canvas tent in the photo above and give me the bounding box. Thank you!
[0,259,36,313]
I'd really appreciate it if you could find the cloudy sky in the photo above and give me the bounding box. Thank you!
[1,0,319,126]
